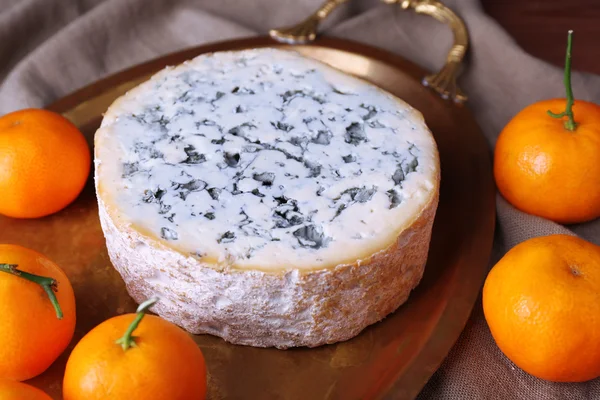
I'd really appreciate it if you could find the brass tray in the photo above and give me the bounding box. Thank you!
[1,36,495,399]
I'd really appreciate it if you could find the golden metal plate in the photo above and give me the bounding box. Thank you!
[0,36,495,399]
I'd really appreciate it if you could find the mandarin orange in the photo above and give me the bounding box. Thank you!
[0,244,76,381]
[494,31,600,224]
[0,379,53,400]
[483,234,600,382]
[63,298,206,400]
[0,108,90,218]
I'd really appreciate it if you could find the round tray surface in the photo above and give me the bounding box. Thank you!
[0,36,495,400]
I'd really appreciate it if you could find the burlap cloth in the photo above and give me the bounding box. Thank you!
[2,0,600,398]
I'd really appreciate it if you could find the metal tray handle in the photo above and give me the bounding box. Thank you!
[270,0,468,103]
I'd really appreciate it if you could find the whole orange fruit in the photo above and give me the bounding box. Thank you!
[483,234,600,382]
[63,299,206,400]
[494,31,600,224]
[494,99,600,224]
[0,108,90,219]
[0,244,76,381]
[0,379,53,400]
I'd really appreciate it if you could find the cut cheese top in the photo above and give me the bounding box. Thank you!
[95,48,439,272]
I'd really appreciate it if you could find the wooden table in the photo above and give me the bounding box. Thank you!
[484,0,600,75]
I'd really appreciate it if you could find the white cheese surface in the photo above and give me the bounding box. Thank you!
[95,48,439,271]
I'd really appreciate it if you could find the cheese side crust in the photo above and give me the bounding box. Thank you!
[98,189,437,348]
[95,48,440,348]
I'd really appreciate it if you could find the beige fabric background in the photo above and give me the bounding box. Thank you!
[2,0,600,398]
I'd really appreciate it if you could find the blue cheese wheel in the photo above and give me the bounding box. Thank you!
[95,48,440,348]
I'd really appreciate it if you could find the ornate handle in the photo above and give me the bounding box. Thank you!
[269,0,468,103]
[269,0,349,44]
[394,0,468,102]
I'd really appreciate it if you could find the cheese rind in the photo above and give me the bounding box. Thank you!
[95,48,440,347]
[98,187,437,348]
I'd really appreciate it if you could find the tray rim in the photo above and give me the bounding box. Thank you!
[46,35,496,399]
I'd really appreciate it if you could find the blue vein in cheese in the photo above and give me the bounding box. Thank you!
[96,48,439,270]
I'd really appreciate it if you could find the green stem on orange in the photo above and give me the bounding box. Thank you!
[0,263,63,319]
[547,30,577,131]
[115,297,159,351]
